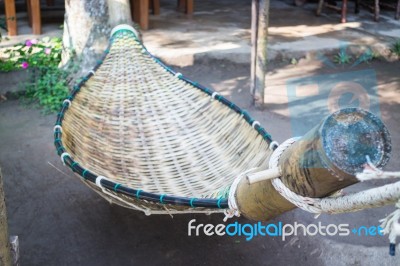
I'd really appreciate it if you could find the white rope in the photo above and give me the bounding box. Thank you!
[260,137,400,250]
[380,200,400,246]
[211,92,220,100]
[269,141,279,150]
[53,125,62,133]
[63,99,71,107]
[95,175,109,188]
[224,168,258,222]
[251,121,260,129]
[245,137,400,215]
[60,152,70,165]
[268,137,324,213]
[357,156,400,181]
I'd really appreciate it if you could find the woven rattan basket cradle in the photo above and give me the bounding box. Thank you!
[54,25,276,215]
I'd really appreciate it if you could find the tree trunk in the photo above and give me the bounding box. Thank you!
[62,0,132,74]
[0,168,12,266]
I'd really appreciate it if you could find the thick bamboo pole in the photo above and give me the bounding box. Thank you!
[0,168,12,266]
[236,108,391,221]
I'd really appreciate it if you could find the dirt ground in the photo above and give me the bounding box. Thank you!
[0,56,399,265]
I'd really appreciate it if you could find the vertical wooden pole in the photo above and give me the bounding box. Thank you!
[4,0,17,36]
[186,0,194,14]
[374,0,380,21]
[30,0,42,35]
[133,0,149,30]
[250,0,259,100]
[177,0,185,12]
[251,0,269,108]
[341,0,348,23]
[316,0,324,16]
[152,0,160,15]
[0,168,12,266]
[396,0,400,20]
[235,108,391,221]
[27,0,32,27]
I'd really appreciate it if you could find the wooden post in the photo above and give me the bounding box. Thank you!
[341,0,348,23]
[152,0,160,15]
[186,0,194,15]
[177,0,193,14]
[397,0,400,20]
[177,0,185,12]
[27,0,32,27]
[374,0,380,22]
[4,0,17,36]
[235,108,391,221]
[132,0,149,30]
[250,0,258,105]
[251,0,269,108]
[0,168,12,266]
[30,0,42,35]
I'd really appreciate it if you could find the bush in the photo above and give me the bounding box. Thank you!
[1,37,74,113]
[391,39,400,57]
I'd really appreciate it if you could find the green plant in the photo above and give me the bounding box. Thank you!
[0,36,75,112]
[333,50,352,65]
[24,66,70,113]
[391,39,400,57]
[0,58,16,72]
[350,48,380,67]
[1,36,63,72]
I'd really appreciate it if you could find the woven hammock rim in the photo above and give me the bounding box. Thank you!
[54,28,275,210]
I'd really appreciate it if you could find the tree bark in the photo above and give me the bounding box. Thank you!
[62,0,132,74]
[0,168,12,266]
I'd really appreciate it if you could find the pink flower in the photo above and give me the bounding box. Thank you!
[21,62,29,69]
[44,48,51,55]
[25,39,38,47]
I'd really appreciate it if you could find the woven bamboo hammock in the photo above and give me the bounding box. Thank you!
[53,25,276,215]
[54,24,400,230]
